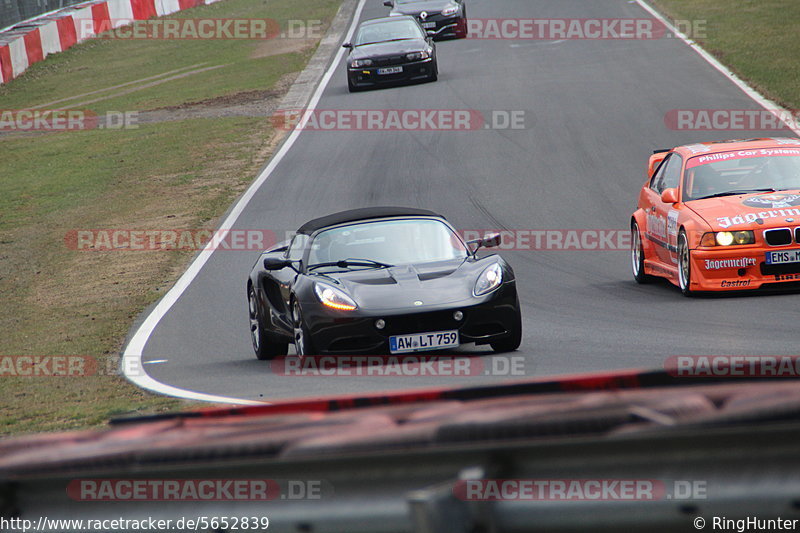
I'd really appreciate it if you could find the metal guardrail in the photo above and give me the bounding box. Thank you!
[1,0,87,31]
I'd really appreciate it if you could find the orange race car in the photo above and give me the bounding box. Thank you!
[631,137,800,295]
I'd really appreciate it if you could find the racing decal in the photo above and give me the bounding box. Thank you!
[704,258,756,270]
[717,208,800,228]
[721,280,751,288]
[667,210,679,237]
[645,212,677,252]
[646,212,666,239]
[686,148,800,169]
[684,144,712,154]
[742,194,800,209]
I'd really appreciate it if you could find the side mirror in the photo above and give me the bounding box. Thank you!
[342,42,352,48]
[383,0,392,6]
[467,233,502,252]
[263,257,291,270]
[661,187,679,204]
[480,233,502,248]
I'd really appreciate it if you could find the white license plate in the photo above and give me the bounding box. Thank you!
[390,330,459,354]
[421,22,437,29]
[378,66,403,75]
[766,249,800,264]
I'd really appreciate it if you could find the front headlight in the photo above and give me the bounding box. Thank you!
[314,283,358,311]
[474,263,503,296]
[406,50,431,61]
[700,231,755,247]
[441,5,459,16]
[351,58,373,68]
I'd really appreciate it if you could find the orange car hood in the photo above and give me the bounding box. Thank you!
[685,190,800,231]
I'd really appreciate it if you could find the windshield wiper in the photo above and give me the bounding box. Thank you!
[358,38,414,45]
[694,188,775,200]
[307,258,394,271]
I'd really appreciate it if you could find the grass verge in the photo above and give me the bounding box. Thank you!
[0,0,342,436]
[648,0,800,111]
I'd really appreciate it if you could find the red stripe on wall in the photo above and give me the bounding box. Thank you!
[130,0,158,20]
[91,3,112,35]
[56,16,78,49]
[0,44,12,83]
[177,0,203,10]
[23,28,44,64]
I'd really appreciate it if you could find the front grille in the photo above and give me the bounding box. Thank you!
[765,228,792,246]
[760,262,800,276]
[382,310,462,336]
[371,55,406,67]
[327,336,376,352]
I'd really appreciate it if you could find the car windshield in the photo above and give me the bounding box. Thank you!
[354,20,423,45]
[307,218,468,267]
[683,152,800,200]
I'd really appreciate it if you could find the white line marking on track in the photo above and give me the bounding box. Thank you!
[636,0,800,136]
[143,360,169,364]
[121,0,368,405]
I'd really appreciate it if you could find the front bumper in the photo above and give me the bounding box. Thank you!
[301,283,518,355]
[690,246,800,291]
[417,14,466,39]
[347,58,435,88]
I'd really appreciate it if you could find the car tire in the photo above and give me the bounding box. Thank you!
[631,221,655,284]
[677,230,694,297]
[292,299,317,356]
[248,285,288,360]
[490,298,522,353]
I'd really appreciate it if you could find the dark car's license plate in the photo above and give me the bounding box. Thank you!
[378,66,403,75]
[390,330,459,354]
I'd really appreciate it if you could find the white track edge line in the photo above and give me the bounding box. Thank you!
[121,0,367,405]
[635,0,800,136]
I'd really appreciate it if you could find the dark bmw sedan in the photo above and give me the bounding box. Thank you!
[344,16,437,92]
[385,0,467,39]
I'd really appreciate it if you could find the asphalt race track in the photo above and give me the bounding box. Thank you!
[132,0,800,402]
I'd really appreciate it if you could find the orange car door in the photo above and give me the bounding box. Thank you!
[645,153,682,265]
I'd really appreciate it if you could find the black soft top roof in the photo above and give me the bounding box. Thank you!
[297,207,443,235]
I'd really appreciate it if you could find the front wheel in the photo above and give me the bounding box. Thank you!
[631,221,655,284]
[292,299,317,356]
[677,230,694,297]
[249,286,288,360]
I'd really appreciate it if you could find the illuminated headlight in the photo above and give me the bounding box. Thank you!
[406,50,431,61]
[314,283,357,311]
[441,5,459,16]
[351,58,373,68]
[473,263,503,296]
[700,231,755,246]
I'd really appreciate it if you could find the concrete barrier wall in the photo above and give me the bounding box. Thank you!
[0,0,213,84]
